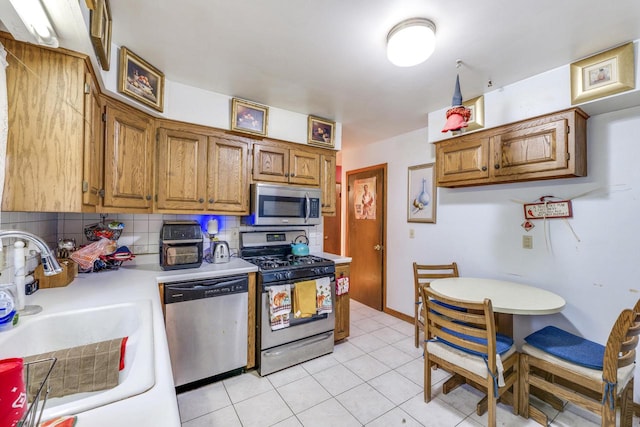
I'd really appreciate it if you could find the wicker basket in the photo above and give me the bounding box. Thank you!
[83,222,123,241]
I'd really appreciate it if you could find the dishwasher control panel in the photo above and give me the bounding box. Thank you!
[164,275,249,304]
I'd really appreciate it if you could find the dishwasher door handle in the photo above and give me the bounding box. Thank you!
[263,332,333,357]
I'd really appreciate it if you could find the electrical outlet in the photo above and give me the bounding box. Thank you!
[409,229,415,239]
[522,235,533,249]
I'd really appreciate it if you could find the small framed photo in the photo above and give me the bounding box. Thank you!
[118,47,165,112]
[463,95,484,131]
[90,0,112,71]
[570,42,635,105]
[307,116,335,148]
[231,98,268,136]
[407,163,436,223]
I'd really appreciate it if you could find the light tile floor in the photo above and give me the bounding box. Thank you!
[177,299,640,426]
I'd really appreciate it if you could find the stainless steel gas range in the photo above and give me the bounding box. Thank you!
[240,230,335,376]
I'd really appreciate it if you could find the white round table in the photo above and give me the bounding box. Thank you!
[430,277,565,337]
[430,277,566,315]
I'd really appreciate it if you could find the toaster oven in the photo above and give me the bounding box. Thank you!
[159,221,203,270]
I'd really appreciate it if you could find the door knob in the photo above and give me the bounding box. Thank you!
[374,244,383,251]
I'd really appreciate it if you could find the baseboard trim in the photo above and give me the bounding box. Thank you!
[383,306,412,323]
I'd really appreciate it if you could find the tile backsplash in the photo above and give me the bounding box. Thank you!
[1,211,323,258]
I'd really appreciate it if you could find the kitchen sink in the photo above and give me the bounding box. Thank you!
[0,299,155,420]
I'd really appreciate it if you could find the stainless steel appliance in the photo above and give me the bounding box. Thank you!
[248,183,322,226]
[159,221,203,270]
[211,241,230,263]
[240,230,335,376]
[164,275,248,387]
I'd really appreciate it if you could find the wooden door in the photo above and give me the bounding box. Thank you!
[207,134,250,213]
[347,165,386,310]
[103,100,154,211]
[156,127,208,210]
[289,149,320,186]
[82,72,103,208]
[323,183,341,255]
[253,143,289,183]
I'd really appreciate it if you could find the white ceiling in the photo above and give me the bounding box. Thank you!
[5,1,640,149]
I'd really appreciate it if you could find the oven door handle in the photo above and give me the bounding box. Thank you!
[304,192,311,223]
[263,332,333,357]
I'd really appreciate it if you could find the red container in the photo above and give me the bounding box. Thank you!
[0,358,26,427]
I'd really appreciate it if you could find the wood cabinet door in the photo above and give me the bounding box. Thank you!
[156,128,208,210]
[253,143,289,183]
[320,153,336,214]
[82,72,103,208]
[103,102,154,211]
[289,149,320,186]
[207,135,250,213]
[492,118,568,177]
[436,135,490,185]
[334,263,350,342]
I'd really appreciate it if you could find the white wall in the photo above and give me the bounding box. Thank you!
[342,76,640,402]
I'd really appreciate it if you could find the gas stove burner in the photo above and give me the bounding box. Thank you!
[286,254,325,265]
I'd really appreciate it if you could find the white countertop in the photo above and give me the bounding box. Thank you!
[11,256,258,427]
[316,252,352,264]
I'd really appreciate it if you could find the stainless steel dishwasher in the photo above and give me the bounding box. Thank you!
[164,275,248,387]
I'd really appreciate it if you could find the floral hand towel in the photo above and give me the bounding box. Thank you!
[316,277,332,314]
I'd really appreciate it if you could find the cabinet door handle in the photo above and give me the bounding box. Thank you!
[482,166,487,171]
[285,173,289,177]
[208,198,214,204]
[290,173,295,177]
[494,164,500,169]
[146,195,152,200]
[199,198,204,203]
[98,189,105,198]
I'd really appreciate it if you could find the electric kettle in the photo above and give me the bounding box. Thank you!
[212,241,230,263]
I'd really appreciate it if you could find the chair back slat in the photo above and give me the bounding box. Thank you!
[423,286,496,360]
[603,308,640,381]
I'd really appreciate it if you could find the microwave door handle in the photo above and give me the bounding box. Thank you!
[305,192,310,223]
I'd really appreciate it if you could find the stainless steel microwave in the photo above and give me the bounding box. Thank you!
[249,183,322,226]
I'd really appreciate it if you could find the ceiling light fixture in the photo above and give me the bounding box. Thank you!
[9,0,59,48]
[386,18,436,67]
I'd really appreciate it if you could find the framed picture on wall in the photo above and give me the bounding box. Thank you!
[230,98,269,136]
[118,47,165,112]
[307,116,335,148]
[90,0,112,71]
[463,95,484,131]
[407,163,436,223]
[570,42,635,104]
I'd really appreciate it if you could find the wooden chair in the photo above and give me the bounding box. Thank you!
[422,286,519,427]
[520,302,640,426]
[413,262,459,347]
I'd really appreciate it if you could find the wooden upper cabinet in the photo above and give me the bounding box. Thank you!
[436,134,490,185]
[207,134,250,213]
[156,127,208,210]
[83,72,104,208]
[290,149,320,186]
[435,108,588,187]
[103,99,155,211]
[0,36,98,212]
[155,122,250,214]
[253,142,320,186]
[320,153,336,214]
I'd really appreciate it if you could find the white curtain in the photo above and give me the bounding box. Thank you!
[0,42,8,226]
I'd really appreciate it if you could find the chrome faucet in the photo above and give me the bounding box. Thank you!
[0,230,63,276]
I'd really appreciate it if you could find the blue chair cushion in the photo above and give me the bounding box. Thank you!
[524,325,604,370]
[438,327,514,357]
